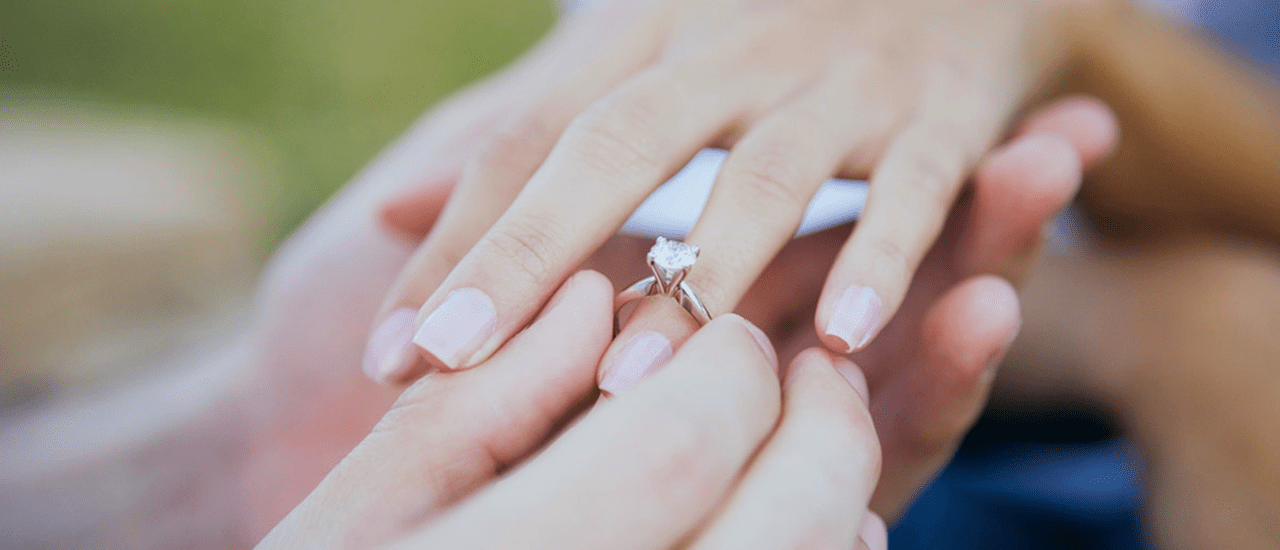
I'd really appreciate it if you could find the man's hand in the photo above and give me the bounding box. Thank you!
[259,272,888,550]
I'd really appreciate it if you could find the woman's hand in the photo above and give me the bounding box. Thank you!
[259,271,887,550]
[380,95,1118,520]
[364,0,1089,380]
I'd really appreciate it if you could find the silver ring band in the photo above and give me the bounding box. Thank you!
[614,276,713,333]
[614,237,713,334]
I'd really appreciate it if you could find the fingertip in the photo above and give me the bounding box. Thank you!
[544,269,614,316]
[363,307,422,385]
[922,275,1021,379]
[376,179,454,241]
[816,284,883,354]
[716,313,779,373]
[1018,95,1119,168]
[831,356,871,407]
[966,133,1083,275]
[858,511,889,550]
[981,132,1082,214]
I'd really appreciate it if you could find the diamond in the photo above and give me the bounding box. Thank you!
[648,237,699,282]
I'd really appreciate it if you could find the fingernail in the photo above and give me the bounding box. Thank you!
[741,319,779,372]
[600,331,672,396]
[858,512,888,550]
[981,352,1006,385]
[363,308,419,383]
[832,357,870,406]
[413,288,497,370]
[824,285,883,352]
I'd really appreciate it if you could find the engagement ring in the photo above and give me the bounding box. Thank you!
[614,237,713,334]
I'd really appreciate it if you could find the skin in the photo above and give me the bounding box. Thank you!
[258,276,888,549]
[0,80,1114,549]
[1007,236,1280,549]
[378,91,1118,521]
[366,0,1092,380]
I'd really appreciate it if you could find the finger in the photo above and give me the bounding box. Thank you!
[859,511,889,550]
[263,271,613,547]
[955,94,1117,281]
[407,64,751,373]
[605,79,898,384]
[689,349,879,550]
[869,275,1020,520]
[956,132,1082,280]
[398,315,781,550]
[862,103,1107,521]
[598,295,696,397]
[817,118,986,354]
[362,4,669,383]
[1016,95,1118,169]
[681,76,899,315]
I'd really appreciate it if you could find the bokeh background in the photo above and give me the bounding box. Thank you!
[3,0,553,234]
[0,0,553,404]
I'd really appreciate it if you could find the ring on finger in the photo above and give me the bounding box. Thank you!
[614,237,713,334]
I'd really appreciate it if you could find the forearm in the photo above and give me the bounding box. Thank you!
[0,345,257,549]
[1052,1,1280,241]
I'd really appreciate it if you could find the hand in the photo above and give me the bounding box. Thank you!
[259,272,887,550]
[382,95,1119,519]
[362,0,1096,381]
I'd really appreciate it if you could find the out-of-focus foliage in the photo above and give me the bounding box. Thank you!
[0,0,555,236]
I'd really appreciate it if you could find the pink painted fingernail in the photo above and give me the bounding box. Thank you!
[363,308,419,383]
[740,319,779,372]
[600,332,672,396]
[412,288,497,370]
[824,285,883,352]
[858,512,888,550]
[832,358,870,406]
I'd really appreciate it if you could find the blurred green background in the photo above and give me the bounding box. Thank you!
[0,0,555,237]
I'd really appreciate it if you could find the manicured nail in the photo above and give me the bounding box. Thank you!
[824,285,883,352]
[412,288,497,370]
[832,357,870,406]
[858,512,888,550]
[982,351,1007,384]
[741,319,779,372]
[600,331,672,396]
[363,308,419,383]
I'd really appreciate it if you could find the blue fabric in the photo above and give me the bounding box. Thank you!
[1194,0,1280,78]
[890,440,1146,549]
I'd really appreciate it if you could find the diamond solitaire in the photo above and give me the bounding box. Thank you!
[615,237,712,331]
[647,237,699,294]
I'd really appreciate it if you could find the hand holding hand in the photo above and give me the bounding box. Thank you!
[364,0,1095,381]
[259,272,887,550]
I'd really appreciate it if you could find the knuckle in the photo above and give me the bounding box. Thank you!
[904,153,961,207]
[472,113,560,177]
[374,373,450,434]
[902,122,970,203]
[566,94,664,173]
[478,215,566,284]
[729,150,810,211]
[869,236,913,283]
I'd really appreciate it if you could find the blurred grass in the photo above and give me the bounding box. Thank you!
[0,0,555,237]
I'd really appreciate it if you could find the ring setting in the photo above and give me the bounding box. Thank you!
[614,237,713,333]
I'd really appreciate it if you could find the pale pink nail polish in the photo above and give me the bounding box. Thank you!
[825,286,883,352]
[600,332,672,396]
[363,308,419,383]
[858,512,888,550]
[832,358,870,406]
[741,319,778,372]
[412,288,497,370]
